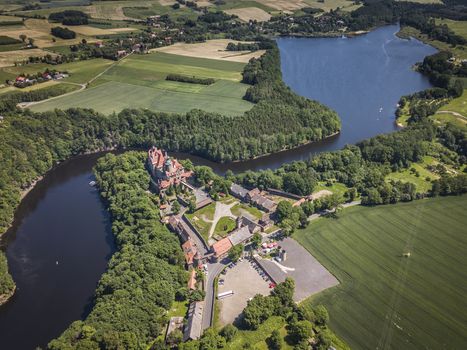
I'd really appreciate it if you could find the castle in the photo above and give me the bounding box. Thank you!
[147,146,193,194]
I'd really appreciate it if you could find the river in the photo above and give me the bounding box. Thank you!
[0,25,436,349]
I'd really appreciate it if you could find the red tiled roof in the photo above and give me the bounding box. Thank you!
[148,146,165,168]
[212,238,233,258]
[188,269,197,290]
[182,240,198,265]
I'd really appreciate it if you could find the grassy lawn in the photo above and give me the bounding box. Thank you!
[432,90,467,130]
[214,216,236,238]
[167,300,188,319]
[314,182,349,197]
[225,316,348,350]
[386,156,440,193]
[185,203,216,242]
[295,196,467,350]
[224,316,291,349]
[28,52,254,115]
[231,203,263,220]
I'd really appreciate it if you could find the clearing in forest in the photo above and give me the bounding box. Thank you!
[295,196,467,350]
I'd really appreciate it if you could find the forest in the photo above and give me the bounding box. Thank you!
[48,10,89,25]
[234,119,466,207]
[51,26,76,39]
[48,151,186,349]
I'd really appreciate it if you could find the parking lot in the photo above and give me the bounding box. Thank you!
[255,237,339,302]
[217,259,271,326]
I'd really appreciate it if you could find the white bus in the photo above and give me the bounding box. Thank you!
[217,290,234,299]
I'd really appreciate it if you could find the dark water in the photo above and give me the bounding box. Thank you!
[0,154,115,350]
[0,25,436,349]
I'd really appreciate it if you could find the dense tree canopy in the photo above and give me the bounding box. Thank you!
[48,152,186,349]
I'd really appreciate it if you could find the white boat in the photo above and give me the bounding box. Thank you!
[89,181,96,187]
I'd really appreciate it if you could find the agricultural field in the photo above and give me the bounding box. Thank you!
[1,57,113,84]
[152,39,266,63]
[224,7,271,22]
[29,52,254,115]
[295,196,467,350]
[303,0,362,13]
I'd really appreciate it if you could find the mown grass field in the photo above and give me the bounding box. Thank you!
[386,156,440,193]
[432,90,467,130]
[30,52,254,115]
[295,196,467,350]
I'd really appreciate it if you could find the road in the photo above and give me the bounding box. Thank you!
[202,260,227,330]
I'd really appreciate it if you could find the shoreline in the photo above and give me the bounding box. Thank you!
[0,285,16,307]
[229,131,341,163]
[0,146,118,243]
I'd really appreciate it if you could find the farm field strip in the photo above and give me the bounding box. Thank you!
[295,196,467,350]
[27,51,254,115]
[29,80,253,115]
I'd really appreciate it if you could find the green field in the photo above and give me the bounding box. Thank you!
[432,90,467,130]
[295,196,467,350]
[214,216,236,237]
[185,203,216,242]
[29,53,254,115]
[436,19,467,40]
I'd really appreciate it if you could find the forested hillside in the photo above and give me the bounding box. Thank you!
[48,151,186,349]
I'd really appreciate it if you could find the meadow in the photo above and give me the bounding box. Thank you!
[432,90,467,130]
[295,196,467,350]
[30,52,254,115]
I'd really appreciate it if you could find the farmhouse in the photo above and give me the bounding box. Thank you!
[147,146,193,195]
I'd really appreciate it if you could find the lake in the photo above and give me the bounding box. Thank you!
[0,25,436,349]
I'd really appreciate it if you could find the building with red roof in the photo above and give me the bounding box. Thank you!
[212,238,233,261]
[147,146,193,195]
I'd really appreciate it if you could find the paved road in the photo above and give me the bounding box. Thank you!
[202,260,227,330]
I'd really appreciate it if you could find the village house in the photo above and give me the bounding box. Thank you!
[147,146,193,195]
[250,192,277,213]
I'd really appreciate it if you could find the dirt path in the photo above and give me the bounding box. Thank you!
[436,110,467,120]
